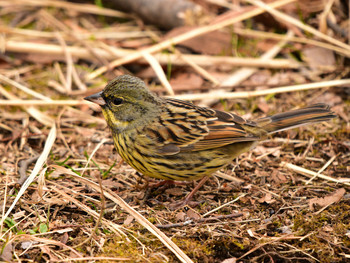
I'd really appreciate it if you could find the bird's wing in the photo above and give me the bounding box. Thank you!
[144,98,259,154]
[192,109,259,151]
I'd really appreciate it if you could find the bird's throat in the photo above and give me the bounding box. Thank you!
[101,108,130,133]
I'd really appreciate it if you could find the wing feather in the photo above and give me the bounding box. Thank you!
[144,99,259,154]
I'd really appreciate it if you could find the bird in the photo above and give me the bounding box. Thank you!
[85,75,336,204]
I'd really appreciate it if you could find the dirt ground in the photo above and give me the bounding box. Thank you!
[0,0,349,262]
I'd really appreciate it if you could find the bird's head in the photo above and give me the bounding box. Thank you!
[85,75,162,132]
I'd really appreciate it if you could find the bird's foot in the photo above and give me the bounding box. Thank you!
[169,176,210,210]
[169,198,201,210]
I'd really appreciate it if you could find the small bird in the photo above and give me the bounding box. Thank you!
[85,75,336,199]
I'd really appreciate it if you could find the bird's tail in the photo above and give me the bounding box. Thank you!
[256,103,337,134]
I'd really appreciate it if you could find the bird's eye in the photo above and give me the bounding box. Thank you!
[112,97,124,106]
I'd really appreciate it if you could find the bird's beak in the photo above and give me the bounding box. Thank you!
[84,91,106,106]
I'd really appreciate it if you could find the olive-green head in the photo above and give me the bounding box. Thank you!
[84,75,162,132]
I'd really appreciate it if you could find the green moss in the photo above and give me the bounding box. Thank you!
[291,203,350,262]
[172,236,213,260]
[230,238,245,249]
[99,231,174,262]
[147,217,156,224]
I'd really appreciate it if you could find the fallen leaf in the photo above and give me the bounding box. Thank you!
[322,225,334,232]
[309,188,346,211]
[12,210,26,221]
[165,187,183,196]
[60,232,69,245]
[102,178,124,189]
[169,73,203,91]
[271,170,288,184]
[278,225,292,234]
[257,99,270,113]
[256,39,279,53]
[176,211,187,222]
[21,241,37,249]
[0,243,12,262]
[302,47,336,69]
[124,215,134,226]
[221,257,237,263]
[74,127,96,137]
[258,193,275,204]
[16,53,70,64]
[165,26,232,55]
[331,105,349,122]
[186,209,201,220]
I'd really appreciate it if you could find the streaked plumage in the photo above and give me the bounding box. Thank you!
[85,75,337,181]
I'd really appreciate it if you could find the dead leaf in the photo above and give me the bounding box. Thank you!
[136,67,157,79]
[175,211,187,222]
[186,209,201,220]
[221,257,237,263]
[256,39,279,53]
[279,226,292,234]
[31,190,42,203]
[165,187,183,196]
[12,210,26,221]
[247,70,271,86]
[322,225,334,232]
[16,53,69,64]
[60,232,69,245]
[165,26,232,55]
[255,170,270,178]
[74,127,97,137]
[258,193,275,204]
[123,215,134,226]
[303,47,336,70]
[21,241,37,249]
[311,92,343,107]
[271,170,288,185]
[43,196,69,206]
[0,243,13,262]
[309,188,346,211]
[169,73,203,91]
[257,99,270,113]
[253,145,268,155]
[221,184,233,192]
[332,105,349,122]
[102,178,124,189]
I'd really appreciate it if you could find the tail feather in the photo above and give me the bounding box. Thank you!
[256,103,337,134]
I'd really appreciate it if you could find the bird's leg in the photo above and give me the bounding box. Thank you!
[148,180,175,188]
[139,179,193,206]
[170,176,210,210]
[148,180,190,189]
[135,173,187,190]
[182,175,210,203]
[134,172,149,190]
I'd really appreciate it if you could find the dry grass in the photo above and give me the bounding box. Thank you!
[0,0,349,262]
